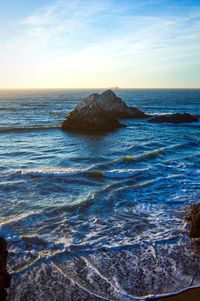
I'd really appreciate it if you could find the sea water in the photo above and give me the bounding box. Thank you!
[0,89,200,300]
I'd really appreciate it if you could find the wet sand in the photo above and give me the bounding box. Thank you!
[156,287,200,301]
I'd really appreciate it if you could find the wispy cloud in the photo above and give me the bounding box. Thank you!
[13,1,200,52]
[11,0,114,53]
[1,0,200,88]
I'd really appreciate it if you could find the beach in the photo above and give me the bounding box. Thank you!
[157,287,200,301]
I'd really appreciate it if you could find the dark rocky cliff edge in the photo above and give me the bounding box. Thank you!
[0,237,11,301]
[186,204,200,238]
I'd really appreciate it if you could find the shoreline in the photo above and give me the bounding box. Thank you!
[153,286,200,301]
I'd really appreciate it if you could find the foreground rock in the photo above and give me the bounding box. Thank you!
[0,237,11,301]
[150,113,198,124]
[186,204,200,238]
[61,90,148,132]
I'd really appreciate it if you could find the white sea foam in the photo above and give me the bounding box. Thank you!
[20,166,94,177]
[20,166,148,179]
[103,168,148,178]
[0,212,35,227]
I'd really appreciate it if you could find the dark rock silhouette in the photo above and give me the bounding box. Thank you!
[61,90,148,132]
[0,237,11,301]
[61,90,198,132]
[62,99,124,132]
[92,90,148,119]
[150,113,198,124]
[186,204,200,238]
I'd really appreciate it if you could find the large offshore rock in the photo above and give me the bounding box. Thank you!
[61,90,148,132]
[150,113,198,124]
[84,90,148,119]
[0,237,11,301]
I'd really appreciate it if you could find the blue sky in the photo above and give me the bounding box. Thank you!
[0,0,200,88]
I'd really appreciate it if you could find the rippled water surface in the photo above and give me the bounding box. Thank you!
[0,89,200,300]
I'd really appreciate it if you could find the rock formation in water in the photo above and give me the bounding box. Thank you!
[0,237,11,301]
[61,90,199,132]
[61,90,148,132]
[150,113,198,124]
[186,204,200,238]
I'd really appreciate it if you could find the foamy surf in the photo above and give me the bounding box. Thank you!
[19,166,148,179]
[20,166,95,177]
[103,168,148,178]
[2,89,200,301]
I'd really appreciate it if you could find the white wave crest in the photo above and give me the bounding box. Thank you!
[103,168,148,178]
[20,166,94,177]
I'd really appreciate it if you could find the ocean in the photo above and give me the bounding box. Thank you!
[0,89,200,300]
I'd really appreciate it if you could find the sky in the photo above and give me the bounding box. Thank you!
[0,0,200,88]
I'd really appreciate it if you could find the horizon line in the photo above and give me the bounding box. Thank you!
[0,87,200,90]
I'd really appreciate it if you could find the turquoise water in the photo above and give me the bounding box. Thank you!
[0,89,200,300]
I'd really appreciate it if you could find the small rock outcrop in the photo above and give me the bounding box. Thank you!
[150,113,198,124]
[186,204,200,238]
[61,90,148,132]
[0,237,11,301]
